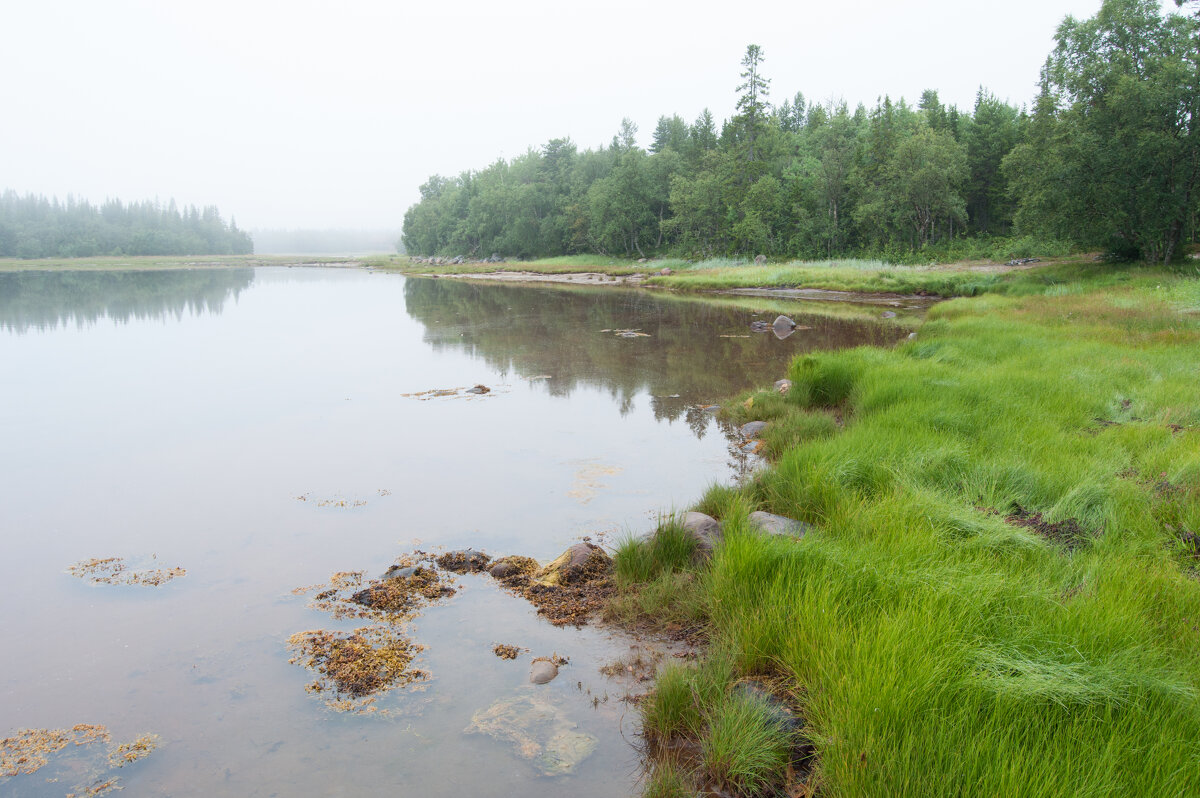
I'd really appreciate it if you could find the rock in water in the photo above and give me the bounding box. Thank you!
[772,315,798,339]
[739,420,768,438]
[530,659,559,684]
[774,379,792,394]
[533,542,610,586]
[382,564,420,580]
[488,556,538,580]
[747,511,814,538]
[436,549,491,573]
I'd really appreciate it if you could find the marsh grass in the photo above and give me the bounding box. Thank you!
[702,690,793,797]
[624,268,1200,796]
[608,519,710,632]
[642,761,699,798]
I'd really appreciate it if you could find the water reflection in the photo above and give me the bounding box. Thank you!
[403,277,905,425]
[0,269,254,334]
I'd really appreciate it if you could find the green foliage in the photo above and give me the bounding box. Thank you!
[403,7,1198,264]
[401,45,1046,262]
[614,519,701,586]
[701,690,793,796]
[0,191,253,259]
[642,763,697,798]
[1006,0,1200,264]
[642,663,703,740]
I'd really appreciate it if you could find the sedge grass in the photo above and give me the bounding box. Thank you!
[623,268,1200,796]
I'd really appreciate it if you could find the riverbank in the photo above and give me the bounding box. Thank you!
[366,253,1111,300]
[610,262,1200,795]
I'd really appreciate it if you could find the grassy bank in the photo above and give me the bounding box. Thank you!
[615,264,1200,796]
[372,253,1130,299]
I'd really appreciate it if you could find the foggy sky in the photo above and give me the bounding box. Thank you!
[1,0,1147,230]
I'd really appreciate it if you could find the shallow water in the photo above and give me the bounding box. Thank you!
[0,268,905,796]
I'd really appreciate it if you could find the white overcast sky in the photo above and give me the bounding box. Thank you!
[0,0,1162,230]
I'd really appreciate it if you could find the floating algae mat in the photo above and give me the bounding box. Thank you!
[287,557,457,712]
[0,724,158,796]
[466,693,598,776]
[66,556,186,587]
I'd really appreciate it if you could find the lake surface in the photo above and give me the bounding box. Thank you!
[0,267,906,797]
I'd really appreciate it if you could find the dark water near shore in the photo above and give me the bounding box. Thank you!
[0,268,905,797]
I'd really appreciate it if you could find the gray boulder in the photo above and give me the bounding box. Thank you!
[772,315,797,339]
[534,542,610,586]
[754,254,767,265]
[739,420,769,438]
[747,511,813,538]
[681,511,723,555]
[530,659,559,684]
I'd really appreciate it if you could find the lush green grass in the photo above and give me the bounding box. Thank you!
[642,762,699,798]
[702,689,794,796]
[624,266,1200,796]
[607,520,710,633]
[645,257,1108,297]
[367,253,646,275]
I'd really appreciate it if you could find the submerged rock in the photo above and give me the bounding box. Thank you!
[437,549,491,573]
[465,384,491,394]
[739,420,769,438]
[533,543,611,587]
[750,320,770,332]
[465,693,598,776]
[747,511,813,538]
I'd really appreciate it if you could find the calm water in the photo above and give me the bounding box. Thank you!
[0,268,905,797]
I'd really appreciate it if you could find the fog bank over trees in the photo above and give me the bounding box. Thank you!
[250,228,403,255]
[0,191,252,259]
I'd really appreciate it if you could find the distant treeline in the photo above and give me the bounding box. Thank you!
[250,228,403,255]
[404,0,1199,265]
[0,191,253,259]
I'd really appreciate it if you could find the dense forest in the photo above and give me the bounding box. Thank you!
[0,191,253,259]
[403,0,1199,265]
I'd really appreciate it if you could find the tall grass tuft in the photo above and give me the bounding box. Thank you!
[702,690,793,796]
